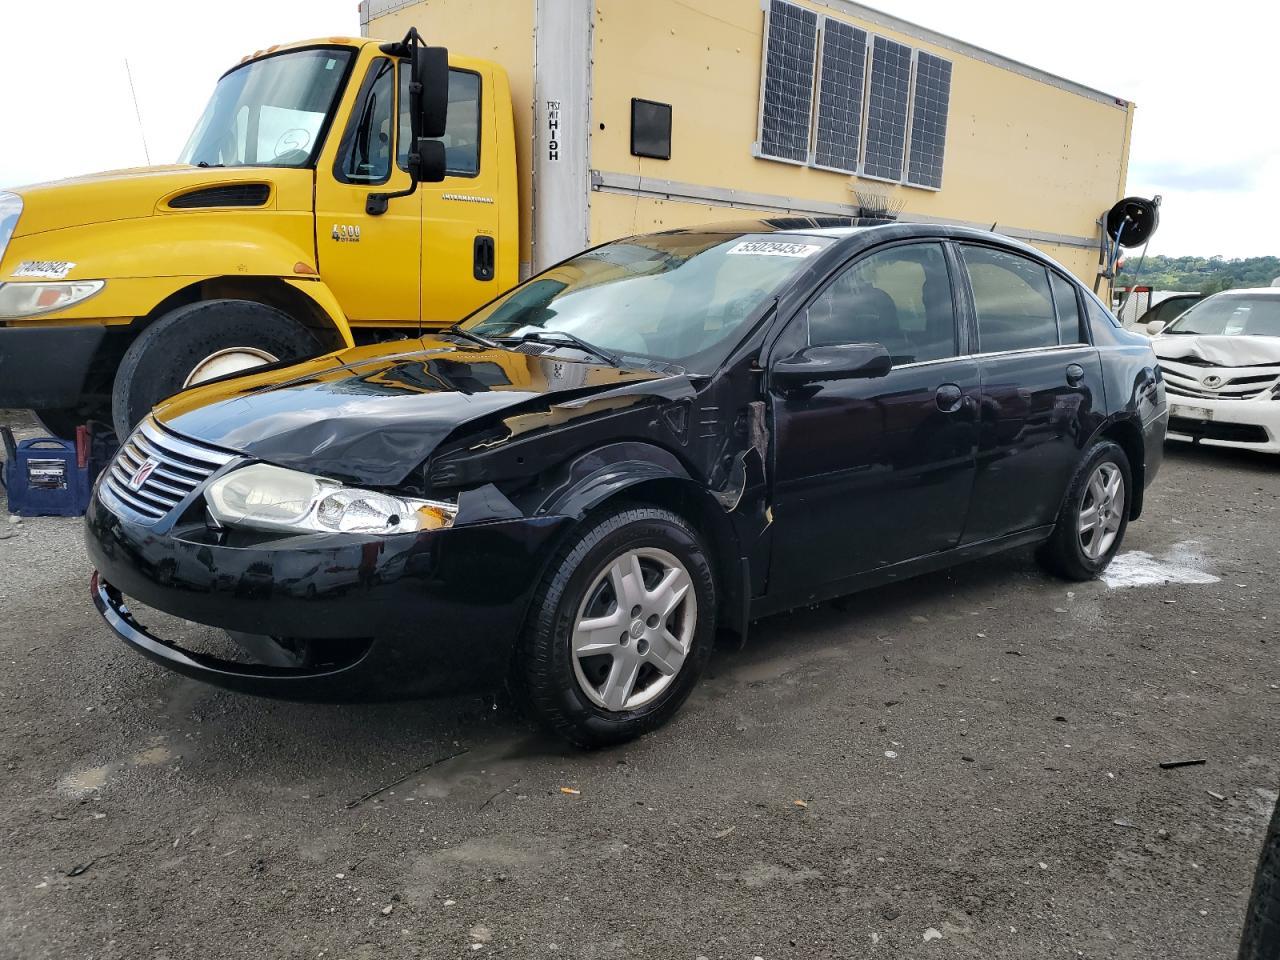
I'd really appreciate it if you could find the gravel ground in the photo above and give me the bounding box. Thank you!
[1,407,1277,960]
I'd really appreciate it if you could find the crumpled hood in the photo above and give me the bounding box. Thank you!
[1152,334,1280,368]
[152,336,672,486]
[12,165,275,238]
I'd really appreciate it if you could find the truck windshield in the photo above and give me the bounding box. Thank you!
[180,48,353,168]
[462,233,833,369]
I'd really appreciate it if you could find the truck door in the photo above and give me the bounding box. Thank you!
[399,64,502,325]
[316,55,421,325]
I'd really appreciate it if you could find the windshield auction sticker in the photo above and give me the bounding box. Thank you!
[726,240,821,258]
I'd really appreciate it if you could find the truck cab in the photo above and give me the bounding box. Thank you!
[0,37,517,439]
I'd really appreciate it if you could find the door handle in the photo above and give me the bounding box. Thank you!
[935,383,964,413]
[1066,363,1085,386]
[473,235,495,281]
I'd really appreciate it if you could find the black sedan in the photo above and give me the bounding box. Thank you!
[86,219,1167,747]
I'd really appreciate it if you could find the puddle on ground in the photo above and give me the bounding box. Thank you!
[58,764,113,797]
[132,745,174,766]
[1101,542,1220,589]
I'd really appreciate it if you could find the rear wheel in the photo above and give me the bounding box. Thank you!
[1037,439,1131,581]
[111,299,322,438]
[514,505,716,748]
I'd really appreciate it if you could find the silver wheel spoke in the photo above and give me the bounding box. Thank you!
[601,655,641,710]
[608,553,646,611]
[649,566,692,621]
[573,611,625,656]
[1078,505,1100,534]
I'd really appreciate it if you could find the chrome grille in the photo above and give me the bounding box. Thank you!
[1159,359,1280,401]
[102,418,236,521]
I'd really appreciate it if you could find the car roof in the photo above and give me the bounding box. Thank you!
[656,216,1055,259]
[1207,286,1280,297]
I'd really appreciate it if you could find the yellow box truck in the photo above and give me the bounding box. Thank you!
[0,0,1133,439]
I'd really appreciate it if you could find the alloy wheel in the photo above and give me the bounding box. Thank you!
[571,547,697,712]
[1078,461,1125,560]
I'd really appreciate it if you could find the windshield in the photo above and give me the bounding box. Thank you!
[1164,294,1280,337]
[180,48,353,168]
[462,233,833,368]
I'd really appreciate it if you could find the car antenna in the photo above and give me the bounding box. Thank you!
[124,59,151,164]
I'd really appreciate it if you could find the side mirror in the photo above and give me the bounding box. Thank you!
[368,32,449,216]
[407,138,446,183]
[773,343,892,385]
[411,45,449,140]
[1146,320,1166,336]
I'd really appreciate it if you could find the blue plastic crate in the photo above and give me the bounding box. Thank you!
[1,431,95,517]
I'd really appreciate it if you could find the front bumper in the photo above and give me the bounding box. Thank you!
[85,493,572,700]
[0,323,106,407]
[1166,396,1280,453]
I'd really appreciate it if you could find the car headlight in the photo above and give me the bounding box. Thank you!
[0,192,20,264]
[205,463,457,535]
[0,279,104,318]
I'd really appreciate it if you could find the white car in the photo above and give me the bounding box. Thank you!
[1148,287,1280,453]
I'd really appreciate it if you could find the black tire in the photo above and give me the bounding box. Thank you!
[1037,439,1132,581]
[111,299,321,438]
[31,405,107,441]
[1239,793,1280,960]
[514,505,717,749]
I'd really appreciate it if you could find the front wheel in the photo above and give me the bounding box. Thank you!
[111,299,322,439]
[1037,439,1131,581]
[514,505,717,748]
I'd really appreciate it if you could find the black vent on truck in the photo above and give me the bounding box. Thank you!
[168,184,271,209]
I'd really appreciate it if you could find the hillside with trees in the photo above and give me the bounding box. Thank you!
[1117,254,1280,294]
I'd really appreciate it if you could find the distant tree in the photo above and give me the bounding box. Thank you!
[1117,254,1280,293]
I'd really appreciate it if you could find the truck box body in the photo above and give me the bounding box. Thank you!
[363,0,1133,286]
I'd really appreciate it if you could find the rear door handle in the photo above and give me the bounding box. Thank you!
[935,383,964,413]
[1066,363,1085,386]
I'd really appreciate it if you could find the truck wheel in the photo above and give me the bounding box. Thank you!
[112,299,321,438]
[32,405,108,441]
[1036,439,1131,581]
[514,505,717,749]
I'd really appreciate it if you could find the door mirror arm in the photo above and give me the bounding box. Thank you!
[367,28,450,216]
[772,343,893,387]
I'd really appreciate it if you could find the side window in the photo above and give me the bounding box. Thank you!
[337,58,395,183]
[1050,272,1086,344]
[961,246,1058,353]
[399,67,481,177]
[807,243,956,364]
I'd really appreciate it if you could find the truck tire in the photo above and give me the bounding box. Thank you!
[32,406,108,442]
[514,505,717,749]
[112,299,322,438]
[1036,439,1131,581]
[1239,793,1280,960]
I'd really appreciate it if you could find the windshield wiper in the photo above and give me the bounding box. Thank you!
[444,326,498,348]
[195,161,226,168]
[505,330,621,367]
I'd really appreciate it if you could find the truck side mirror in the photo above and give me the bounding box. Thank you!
[409,139,447,184]
[368,31,449,215]
[1146,320,1166,336]
[412,46,449,140]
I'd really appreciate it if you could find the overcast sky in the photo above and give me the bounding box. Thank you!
[0,0,1273,258]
